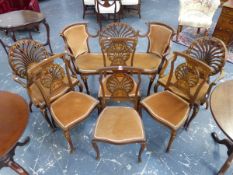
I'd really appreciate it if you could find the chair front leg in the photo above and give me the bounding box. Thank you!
[184,104,200,129]
[147,75,156,96]
[138,142,146,162]
[92,140,100,160]
[40,108,56,130]
[166,130,176,152]
[81,75,90,94]
[64,130,74,153]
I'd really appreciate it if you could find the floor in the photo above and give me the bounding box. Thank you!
[0,0,233,175]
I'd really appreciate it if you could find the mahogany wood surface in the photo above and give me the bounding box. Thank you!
[0,10,44,30]
[0,91,29,157]
[210,80,233,141]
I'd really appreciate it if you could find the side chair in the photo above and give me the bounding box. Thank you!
[155,37,227,119]
[95,0,122,28]
[137,22,175,95]
[28,53,99,153]
[60,22,101,94]
[140,52,212,152]
[92,66,146,162]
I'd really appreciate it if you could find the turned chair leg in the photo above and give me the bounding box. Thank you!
[176,25,183,41]
[184,104,199,129]
[147,75,156,96]
[40,108,56,130]
[92,140,100,160]
[81,75,90,94]
[218,152,233,175]
[64,130,74,153]
[197,27,201,34]
[29,100,33,112]
[138,142,146,162]
[166,130,176,152]
[154,83,160,92]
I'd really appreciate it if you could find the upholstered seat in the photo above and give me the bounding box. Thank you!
[121,0,139,5]
[83,0,94,5]
[94,106,145,143]
[157,75,209,104]
[141,91,189,130]
[74,53,104,74]
[95,1,121,13]
[28,77,78,107]
[134,53,162,73]
[179,11,212,28]
[51,91,99,129]
[92,66,145,162]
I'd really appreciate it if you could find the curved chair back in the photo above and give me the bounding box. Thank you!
[60,23,90,59]
[95,0,121,14]
[100,37,137,67]
[27,53,74,107]
[8,39,49,80]
[185,37,227,76]
[165,51,212,103]
[99,66,142,105]
[147,22,174,56]
[99,22,138,41]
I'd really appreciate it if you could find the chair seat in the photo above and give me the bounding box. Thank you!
[133,53,162,73]
[98,75,140,98]
[141,91,190,129]
[84,0,95,5]
[29,77,78,107]
[94,106,145,143]
[75,53,104,74]
[95,1,121,14]
[121,0,139,5]
[179,11,212,28]
[158,74,209,104]
[50,91,99,129]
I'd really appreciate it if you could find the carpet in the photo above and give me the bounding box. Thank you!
[172,27,233,63]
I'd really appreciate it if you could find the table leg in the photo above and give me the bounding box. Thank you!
[218,152,233,175]
[0,137,30,175]
[211,132,233,174]
[43,20,53,53]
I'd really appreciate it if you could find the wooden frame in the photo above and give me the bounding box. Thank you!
[60,22,99,94]
[121,0,141,18]
[82,0,95,19]
[95,0,122,28]
[92,66,146,162]
[138,22,175,95]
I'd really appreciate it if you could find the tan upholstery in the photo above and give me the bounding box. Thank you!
[75,53,104,73]
[141,91,190,130]
[94,106,145,143]
[133,53,162,73]
[29,77,78,107]
[51,91,99,130]
[63,24,89,58]
[158,74,209,104]
[148,24,173,55]
[98,75,139,98]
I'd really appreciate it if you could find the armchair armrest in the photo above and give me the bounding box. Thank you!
[12,74,27,88]
[158,52,175,78]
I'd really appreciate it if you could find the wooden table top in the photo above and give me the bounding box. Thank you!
[210,80,233,141]
[0,10,44,29]
[0,91,29,157]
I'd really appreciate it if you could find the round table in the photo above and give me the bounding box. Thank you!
[0,91,30,175]
[0,10,52,54]
[210,80,233,175]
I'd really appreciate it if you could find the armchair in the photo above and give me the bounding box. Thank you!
[177,0,220,40]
